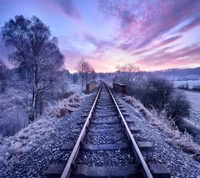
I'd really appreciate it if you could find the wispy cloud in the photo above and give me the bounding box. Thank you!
[179,15,200,33]
[53,0,81,19]
[84,34,115,52]
[154,35,182,48]
[135,42,200,69]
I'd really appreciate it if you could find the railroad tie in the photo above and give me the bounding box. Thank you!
[45,164,64,177]
[149,164,171,178]
[137,141,153,151]
[73,165,138,177]
[82,142,130,151]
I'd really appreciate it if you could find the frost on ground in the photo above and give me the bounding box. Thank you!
[0,93,84,169]
[183,90,200,125]
[121,95,200,177]
[0,81,84,137]
[0,87,29,136]
[123,95,200,162]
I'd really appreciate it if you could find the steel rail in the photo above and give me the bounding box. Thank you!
[105,83,153,178]
[60,84,102,178]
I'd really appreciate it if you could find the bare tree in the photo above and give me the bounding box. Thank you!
[113,63,139,94]
[115,63,139,83]
[76,58,94,92]
[2,15,64,121]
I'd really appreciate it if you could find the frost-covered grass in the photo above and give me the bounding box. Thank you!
[0,87,29,136]
[0,80,86,166]
[67,82,83,93]
[44,94,84,118]
[183,91,200,125]
[0,78,86,167]
[123,95,200,159]
[0,117,55,167]
[0,93,84,168]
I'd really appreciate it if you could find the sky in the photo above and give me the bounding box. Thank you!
[0,0,200,72]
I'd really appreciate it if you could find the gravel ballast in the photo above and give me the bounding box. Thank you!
[77,149,136,167]
[0,88,200,178]
[118,96,200,178]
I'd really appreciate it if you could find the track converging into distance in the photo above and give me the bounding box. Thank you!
[60,82,154,178]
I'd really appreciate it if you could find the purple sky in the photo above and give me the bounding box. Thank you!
[0,0,200,72]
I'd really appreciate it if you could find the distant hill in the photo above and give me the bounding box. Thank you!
[153,67,200,80]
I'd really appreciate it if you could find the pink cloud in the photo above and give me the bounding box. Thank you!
[154,35,182,48]
[83,34,115,57]
[99,0,200,49]
[135,42,200,70]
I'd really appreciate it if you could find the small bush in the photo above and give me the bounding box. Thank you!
[141,76,174,111]
[178,83,189,90]
[117,73,190,123]
[192,85,200,91]
[166,91,190,122]
[128,74,174,111]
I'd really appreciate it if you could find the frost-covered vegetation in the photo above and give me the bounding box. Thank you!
[0,87,29,136]
[2,15,66,122]
[0,66,84,137]
[0,93,84,168]
[114,65,190,124]
[123,95,200,161]
[0,15,82,137]
[44,94,84,118]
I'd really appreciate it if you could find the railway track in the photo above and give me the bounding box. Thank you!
[46,82,170,178]
[59,82,154,178]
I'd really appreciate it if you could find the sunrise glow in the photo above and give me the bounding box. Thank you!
[0,0,200,72]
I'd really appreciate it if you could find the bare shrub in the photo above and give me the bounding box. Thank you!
[139,75,174,111]
[119,73,190,122]
[192,85,200,91]
[166,91,190,122]
[178,83,189,90]
[44,94,83,118]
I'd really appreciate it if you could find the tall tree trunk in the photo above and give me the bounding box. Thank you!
[81,78,83,92]
[29,91,36,122]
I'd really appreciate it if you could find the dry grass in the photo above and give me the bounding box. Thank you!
[44,94,84,118]
[0,93,84,167]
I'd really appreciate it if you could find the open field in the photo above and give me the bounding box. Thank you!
[183,90,200,124]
